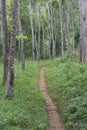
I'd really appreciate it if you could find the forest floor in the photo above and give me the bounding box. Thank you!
[39,67,65,130]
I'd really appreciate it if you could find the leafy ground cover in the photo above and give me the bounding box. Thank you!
[46,58,87,130]
[0,60,50,130]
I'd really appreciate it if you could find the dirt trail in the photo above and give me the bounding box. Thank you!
[39,67,65,130]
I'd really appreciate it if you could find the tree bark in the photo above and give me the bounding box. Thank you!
[5,0,18,99]
[29,2,35,60]
[47,3,51,59]
[59,1,64,57]
[42,22,45,59]
[50,3,55,58]
[37,5,40,61]
[63,6,71,55]
[18,0,25,70]
[1,0,9,85]
[79,0,87,63]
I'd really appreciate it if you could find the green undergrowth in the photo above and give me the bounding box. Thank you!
[0,60,50,130]
[46,58,87,130]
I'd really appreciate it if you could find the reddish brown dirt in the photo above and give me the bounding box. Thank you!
[39,67,65,130]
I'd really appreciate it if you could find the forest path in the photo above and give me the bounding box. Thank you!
[39,67,65,130]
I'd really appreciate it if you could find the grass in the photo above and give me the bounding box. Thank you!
[46,58,87,130]
[1,57,87,130]
[0,60,51,130]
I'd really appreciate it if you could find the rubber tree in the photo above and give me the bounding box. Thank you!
[1,0,9,85]
[58,0,64,57]
[5,0,18,99]
[79,0,87,63]
[37,4,41,61]
[29,2,35,60]
[18,0,25,70]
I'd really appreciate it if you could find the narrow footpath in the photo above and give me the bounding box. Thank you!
[39,67,65,130]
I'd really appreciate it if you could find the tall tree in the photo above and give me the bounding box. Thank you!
[29,2,35,60]
[79,0,87,63]
[47,2,52,59]
[37,5,40,61]
[1,0,9,85]
[63,4,71,55]
[50,3,55,58]
[58,1,64,57]
[5,0,18,99]
[18,0,25,70]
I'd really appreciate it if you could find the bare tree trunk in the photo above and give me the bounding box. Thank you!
[63,6,71,55]
[37,5,40,61]
[79,0,87,63]
[1,0,9,85]
[5,0,18,99]
[21,37,25,70]
[18,0,25,70]
[71,0,75,53]
[42,22,45,59]
[0,0,1,26]
[47,3,51,59]
[18,39,21,64]
[29,2,35,60]
[50,3,55,58]
[59,1,64,57]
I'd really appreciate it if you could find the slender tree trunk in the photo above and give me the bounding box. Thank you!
[18,39,21,64]
[59,1,64,57]
[63,7,71,55]
[18,0,25,70]
[42,22,45,59]
[21,37,25,70]
[0,0,1,26]
[29,2,35,60]
[79,0,87,63]
[71,0,75,53]
[5,0,18,99]
[1,0,9,85]
[47,3,51,59]
[37,5,40,61]
[50,3,55,58]
[18,0,21,65]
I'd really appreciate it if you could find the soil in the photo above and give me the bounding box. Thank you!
[39,67,65,130]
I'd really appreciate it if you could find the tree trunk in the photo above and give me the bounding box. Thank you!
[42,22,45,59]
[18,0,25,70]
[59,1,64,57]
[37,5,40,61]
[50,3,55,58]
[71,0,75,53]
[79,0,87,63]
[5,0,18,99]
[29,2,35,60]
[63,6,71,55]
[47,3,51,59]
[1,0,9,85]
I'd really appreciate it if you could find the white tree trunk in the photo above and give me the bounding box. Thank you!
[59,1,64,57]
[37,5,40,61]
[42,22,45,59]
[47,3,51,59]
[29,2,35,60]
[50,3,55,58]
